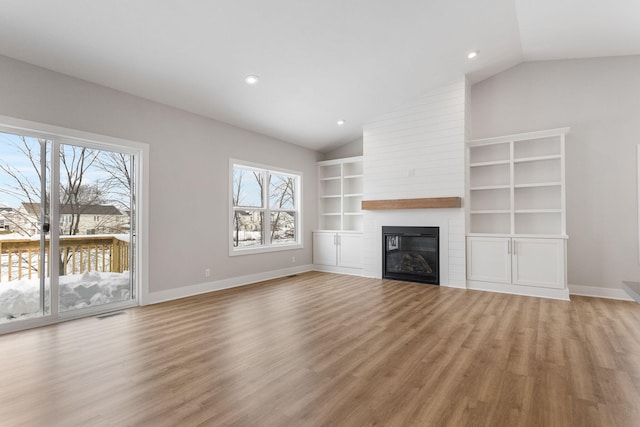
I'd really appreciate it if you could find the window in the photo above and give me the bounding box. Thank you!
[231,160,301,254]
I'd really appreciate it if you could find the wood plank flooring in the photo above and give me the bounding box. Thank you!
[2,271,640,426]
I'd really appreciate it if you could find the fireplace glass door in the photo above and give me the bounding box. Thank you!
[382,226,439,285]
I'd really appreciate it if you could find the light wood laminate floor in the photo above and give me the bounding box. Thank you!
[2,271,640,426]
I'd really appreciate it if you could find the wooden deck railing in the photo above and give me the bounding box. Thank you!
[0,235,129,282]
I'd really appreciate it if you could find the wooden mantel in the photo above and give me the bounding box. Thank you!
[361,197,462,210]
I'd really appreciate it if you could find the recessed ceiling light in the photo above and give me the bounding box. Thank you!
[467,50,479,60]
[337,119,346,126]
[244,75,260,85]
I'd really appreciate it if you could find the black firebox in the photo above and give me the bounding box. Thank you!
[382,226,439,285]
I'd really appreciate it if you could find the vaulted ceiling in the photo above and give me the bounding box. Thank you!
[1,1,638,152]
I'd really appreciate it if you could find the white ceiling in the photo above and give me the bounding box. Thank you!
[0,1,638,152]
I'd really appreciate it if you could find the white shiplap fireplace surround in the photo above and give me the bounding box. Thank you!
[361,78,467,288]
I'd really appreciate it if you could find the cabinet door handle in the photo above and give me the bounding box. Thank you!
[507,240,511,254]
[513,241,517,255]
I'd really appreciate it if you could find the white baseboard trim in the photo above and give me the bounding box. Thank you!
[568,284,634,301]
[312,265,364,276]
[442,281,467,289]
[323,270,465,288]
[144,264,314,305]
[468,280,570,301]
[145,269,635,306]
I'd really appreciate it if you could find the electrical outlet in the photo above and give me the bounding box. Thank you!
[291,256,296,263]
[205,268,211,278]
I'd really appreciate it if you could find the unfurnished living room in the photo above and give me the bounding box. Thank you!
[1,1,640,426]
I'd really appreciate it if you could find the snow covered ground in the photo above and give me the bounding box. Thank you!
[0,270,131,323]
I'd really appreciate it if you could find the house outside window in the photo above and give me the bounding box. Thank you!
[230,160,302,255]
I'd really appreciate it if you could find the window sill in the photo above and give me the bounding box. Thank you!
[229,242,302,256]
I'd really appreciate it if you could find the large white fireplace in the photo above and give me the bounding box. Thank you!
[361,77,468,288]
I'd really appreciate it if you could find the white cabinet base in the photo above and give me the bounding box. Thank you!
[336,233,363,269]
[468,280,570,301]
[512,238,565,288]
[313,231,363,275]
[312,233,337,266]
[467,237,511,283]
[466,236,568,300]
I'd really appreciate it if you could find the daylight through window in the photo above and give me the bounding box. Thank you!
[231,161,301,253]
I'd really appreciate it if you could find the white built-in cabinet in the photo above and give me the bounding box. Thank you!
[467,236,565,289]
[466,128,570,299]
[313,231,363,273]
[314,157,364,274]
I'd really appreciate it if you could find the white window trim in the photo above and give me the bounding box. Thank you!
[229,158,303,256]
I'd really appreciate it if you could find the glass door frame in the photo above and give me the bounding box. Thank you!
[38,137,49,317]
[0,116,149,334]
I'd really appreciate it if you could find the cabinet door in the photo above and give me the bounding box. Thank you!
[466,237,511,283]
[512,238,565,288]
[313,232,337,266]
[337,233,363,268]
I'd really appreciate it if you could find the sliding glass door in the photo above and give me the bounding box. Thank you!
[0,130,137,329]
[57,142,135,313]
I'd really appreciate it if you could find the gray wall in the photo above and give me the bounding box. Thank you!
[0,54,319,295]
[471,55,640,290]
[323,137,363,160]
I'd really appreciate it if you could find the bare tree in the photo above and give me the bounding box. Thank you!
[0,138,117,236]
[58,145,102,235]
[269,175,295,242]
[232,167,244,247]
[0,137,49,235]
[96,152,132,212]
[232,168,265,246]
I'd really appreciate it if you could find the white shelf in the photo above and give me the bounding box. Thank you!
[470,186,510,212]
[344,193,363,198]
[470,127,570,145]
[320,195,341,198]
[469,160,511,167]
[469,163,510,188]
[471,210,511,214]
[514,154,561,163]
[344,212,364,216]
[342,160,363,177]
[515,209,562,214]
[514,182,561,188]
[470,185,511,191]
[319,176,341,181]
[321,213,341,216]
[344,174,363,179]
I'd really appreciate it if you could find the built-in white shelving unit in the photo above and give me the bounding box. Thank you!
[467,128,567,236]
[317,156,364,231]
[315,156,364,275]
[466,128,570,300]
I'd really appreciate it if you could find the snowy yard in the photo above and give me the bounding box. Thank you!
[0,231,132,323]
[0,270,130,323]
